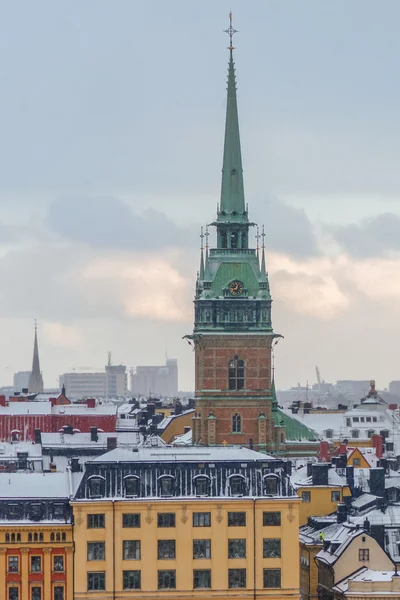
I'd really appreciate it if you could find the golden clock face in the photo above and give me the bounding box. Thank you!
[229,280,244,296]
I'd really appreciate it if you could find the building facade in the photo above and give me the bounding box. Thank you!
[130,359,178,398]
[71,447,300,600]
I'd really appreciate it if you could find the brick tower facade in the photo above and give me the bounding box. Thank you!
[190,30,282,451]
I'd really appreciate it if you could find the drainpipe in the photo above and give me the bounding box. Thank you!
[113,500,116,600]
[253,499,256,600]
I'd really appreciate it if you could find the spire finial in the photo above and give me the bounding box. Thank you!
[261,225,266,250]
[200,226,204,251]
[224,12,238,52]
[34,318,37,332]
[205,225,210,254]
[199,227,205,281]
[256,226,260,257]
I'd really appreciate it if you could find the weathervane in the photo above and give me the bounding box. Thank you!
[224,12,238,51]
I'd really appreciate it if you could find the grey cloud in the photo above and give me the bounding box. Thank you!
[252,196,320,257]
[329,212,400,257]
[48,196,197,250]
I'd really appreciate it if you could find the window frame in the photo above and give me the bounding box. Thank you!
[157,539,176,560]
[123,540,141,561]
[31,587,42,600]
[228,356,245,391]
[359,548,370,561]
[87,541,106,561]
[53,587,64,600]
[263,538,281,558]
[157,513,176,528]
[157,570,176,590]
[87,514,105,529]
[228,568,246,589]
[193,570,211,589]
[193,539,211,559]
[331,491,341,502]
[193,512,211,527]
[53,555,64,573]
[122,513,140,528]
[301,491,311,503]
[8,556,19,573]
[232,413,242,433]
[123,475,140,498]
[87,572,106,591]
[123,570,141,590]
[263,512,281,526]
[263,568,281,588]
[30,556,42,573]
[228,539,246,559]
[228,512,246,527]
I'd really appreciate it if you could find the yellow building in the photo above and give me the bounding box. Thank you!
[0,472,74,600]
[71,446,300,600]
[291,463,351,526]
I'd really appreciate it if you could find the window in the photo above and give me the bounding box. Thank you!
[53,556,64,572]
[228,539,246,558]
[230,231,238,249]
[346,418,351,427]
[193,512,211,527]
[367,430,375,438]
[232,413,242,432]
[263,539,281,558]
[158,540,176,559]
[158,570,176,589]
[353,417,359,423]
[366,417,371,423]
[123,570,141,590]
[53,504,65,519]
[373,417,377,423]
[230,476,245,496]
[88,476,105,498]
[157,513,175,527]
[61,533,66,542]
[264,475,279,495]
[54,587,64,600]
[87,542,105,561]
[87,514,105,528]
[39,533,43,542]
[122,513,140,528]
[228,568,246,588]
[56,533,60,542]
[123,540,140,560]
[31,588,41,600]
[228,512,246,526]
[158,475,175,497]
[325,429,333,439]
[8,556,19,573]
[193,539,211,559]
[264,568,281,588]
[8,588,19,600]
[331,491,341,502]
[229,357,245,391]
[8,504,19,519]
[194,476,210,496]
[301,491,311,503]
[5,533,9,542]
[360,417,365,423]
[12,533,16,542]
[353,458,361,466]
[221,231,227,248]
[351,430,360,439]
[124,476,139,497]
[29,504,43,521]
[359,549,370,561]
[87,572,106,591]
[193,570,211,589]
[31,556,42,573]
[263,512,281,526]
[30,534,34,542]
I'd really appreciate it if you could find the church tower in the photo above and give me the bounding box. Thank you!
[28,322,44,394]
[191,17,281,450]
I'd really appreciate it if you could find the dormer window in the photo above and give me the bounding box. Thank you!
[124,475,140,498]
[263,474,279,496]
[29,503,44,521]
[229,474,246,496]
[88,475,105,499]
[158,475,175,497]
[193,475,210,496]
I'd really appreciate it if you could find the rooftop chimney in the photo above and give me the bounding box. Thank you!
[319,441,330,462]
[337,502,348,523]
[86,398,96,409]
[312,463,330,486]
[369,467,385,497]
[0,395,6,407]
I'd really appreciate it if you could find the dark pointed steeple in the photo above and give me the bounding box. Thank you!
[28,321,44,394]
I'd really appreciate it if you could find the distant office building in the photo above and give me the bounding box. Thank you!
[130,358,178,397]
[335,380,371,400]
[13,371,31,393]
[105,364,127,398]
[389,381,400,396]
[60,364,128,399]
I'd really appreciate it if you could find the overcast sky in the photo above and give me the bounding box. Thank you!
[1,1,400,392]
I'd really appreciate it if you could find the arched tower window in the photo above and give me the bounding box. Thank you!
[221,231,228,248]
[230,231,238,249]
[232,413,242,433]
[229,356,244,390]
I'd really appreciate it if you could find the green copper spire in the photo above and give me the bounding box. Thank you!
[219,16,247,223]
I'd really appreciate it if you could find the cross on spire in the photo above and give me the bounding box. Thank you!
[224,12,238,51]
[261,225,266,250]
[200,226,204,251]
[255,226,260,256]
[204,225,210,252]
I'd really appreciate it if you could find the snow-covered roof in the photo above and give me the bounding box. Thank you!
[0,472,71,498]
[52,404,116,415]
[351,494,381,509]
[172,429,192,446]
[291,464,347,489]
[316,528,364,565]
[349,568,396,582]
[40,431,139,448]
[89,446,274,464]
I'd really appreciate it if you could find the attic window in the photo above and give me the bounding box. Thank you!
[158,475,175,497]
[193,475,210,496]
[124,475,139,498]
[29,503,44,521]
[229,474,246,496]
[263,474,279,496]
[88,475,105,498]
